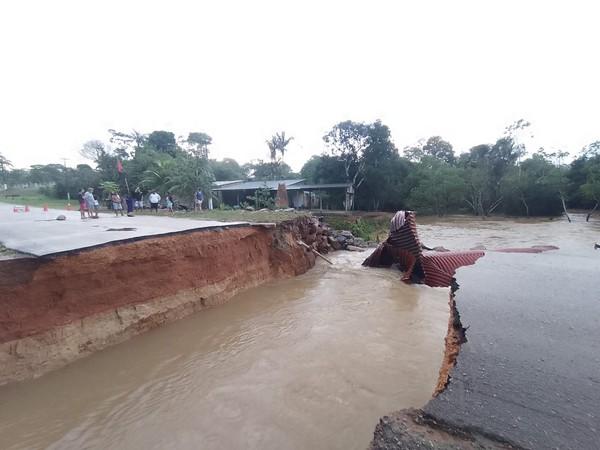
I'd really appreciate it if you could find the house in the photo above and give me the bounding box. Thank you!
[211,179,354,210]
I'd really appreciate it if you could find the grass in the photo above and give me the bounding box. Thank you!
[320,213,392,242]
[136,208,312,224]
[0,244,14,255]
[0,190,72,210]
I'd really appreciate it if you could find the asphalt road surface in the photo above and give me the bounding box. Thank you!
[0,204,248,257]
[424,249,600,449]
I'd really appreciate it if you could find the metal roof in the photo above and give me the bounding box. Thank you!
[213,180,245,187]
[286,182,351,190]
[212,179,305,191]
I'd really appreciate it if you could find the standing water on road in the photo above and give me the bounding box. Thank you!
[1,215,597,450]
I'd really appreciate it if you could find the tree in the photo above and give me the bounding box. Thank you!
[404,136,455,164]
[358,121,404,210]
[323,121,370,207]
[266,131,293,162]
[502,153,562,217]
[79,140,108,163]
[210,158,245,181]
[185,132,212,159]
[167,156,214,205]
[581,163,600,221]
[244,160,295,180]
[504,119,532,164]
[146,131,179,157]
[459,137,521,216]
[108,129,146,158]
[28,164,65,184]
[6,168,28,186]
[0,153,13,184]
[407,157,465,216]
[577,145,600,221]
[300,155,346,184]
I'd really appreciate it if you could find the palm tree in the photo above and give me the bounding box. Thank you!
[266,132,293,162]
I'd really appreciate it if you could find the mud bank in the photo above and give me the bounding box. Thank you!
[0,217,327,385]
[433,285,465,396]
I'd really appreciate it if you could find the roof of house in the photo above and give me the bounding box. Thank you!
[213,180,245,187]
[287,182,351,190]
[212,179,305,191]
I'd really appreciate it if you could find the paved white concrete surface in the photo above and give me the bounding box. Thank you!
[0,204,248,257]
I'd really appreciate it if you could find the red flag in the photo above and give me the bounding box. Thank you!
[117,159,123,173]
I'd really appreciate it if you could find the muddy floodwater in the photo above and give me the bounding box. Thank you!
[1,214,598,450]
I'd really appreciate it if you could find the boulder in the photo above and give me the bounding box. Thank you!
[328,236,343,251]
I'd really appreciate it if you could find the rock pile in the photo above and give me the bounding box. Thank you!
[280,217,371,254]
[327,229,369,251]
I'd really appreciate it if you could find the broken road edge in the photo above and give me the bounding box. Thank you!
[369,282,522,450]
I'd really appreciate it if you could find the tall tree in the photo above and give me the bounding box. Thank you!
[359,121,403,210]
[146,131,179,157]
[210,158,245,181]
[581,163,600,221]
[79,140,108,163]
[404,136,455,164]
[108,129,146,158]
[323,121,369,199]
[186,132,212,159]
[266,131,293,162]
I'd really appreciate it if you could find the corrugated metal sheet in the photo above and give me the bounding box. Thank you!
[212,179,305,191]
[286,183,351,190]
[213,180,245,187]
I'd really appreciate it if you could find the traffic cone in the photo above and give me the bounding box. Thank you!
[25,205,30,213]
[43,204,49,212]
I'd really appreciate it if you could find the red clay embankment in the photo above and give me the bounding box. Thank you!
[0,217,326,385]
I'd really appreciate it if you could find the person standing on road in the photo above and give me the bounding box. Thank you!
[149,191,161,214]
[195,189,204,212]
[84,188,98,219]
[78,189,86,219]
[134,188,144,211]
[125,193,134,216]
[111,192,124,217]
[166,192,174,214]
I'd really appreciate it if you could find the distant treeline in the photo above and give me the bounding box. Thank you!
[1,121,599,218]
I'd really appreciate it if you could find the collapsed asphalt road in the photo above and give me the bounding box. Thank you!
[424,250,600,449]
[402,248,599,449]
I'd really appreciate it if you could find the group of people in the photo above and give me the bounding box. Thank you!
[76,187,206,218]
[78,188,99,219]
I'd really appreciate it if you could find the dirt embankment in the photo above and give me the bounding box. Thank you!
[0,217,328,385]
[433,283,466,396]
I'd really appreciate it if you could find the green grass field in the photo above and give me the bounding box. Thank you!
[0,190,73,210]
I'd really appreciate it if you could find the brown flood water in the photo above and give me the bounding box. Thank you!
[0,214,598,450]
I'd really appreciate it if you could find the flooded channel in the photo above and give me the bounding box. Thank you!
[0,251,449,450]
[1,214,598,450]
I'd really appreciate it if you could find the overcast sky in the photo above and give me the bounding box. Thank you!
[1,0,598,171]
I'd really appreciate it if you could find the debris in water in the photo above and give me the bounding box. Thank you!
[363,210,484,287]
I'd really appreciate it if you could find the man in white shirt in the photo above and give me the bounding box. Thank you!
[149,191,161,213]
